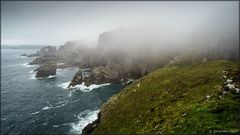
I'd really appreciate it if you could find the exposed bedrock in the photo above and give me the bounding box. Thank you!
[34,62,57,79]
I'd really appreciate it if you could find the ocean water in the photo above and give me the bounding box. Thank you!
[1,49,123,134]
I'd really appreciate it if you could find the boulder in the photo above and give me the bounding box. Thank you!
[34,62,57,78]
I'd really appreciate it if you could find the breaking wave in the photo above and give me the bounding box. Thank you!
[58,82,110,93]
[22,63,37,68]
[70,109,99,134]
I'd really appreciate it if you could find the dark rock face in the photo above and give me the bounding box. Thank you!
[68,64,142,88]
[68,67,110,88]
[35,62,57,78]
[68,70,83,88]
[68,68,97,87]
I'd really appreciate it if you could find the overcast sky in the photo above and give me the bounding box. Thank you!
[1,1,239,46]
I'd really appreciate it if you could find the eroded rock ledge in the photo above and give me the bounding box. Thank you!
[68,65,143,88]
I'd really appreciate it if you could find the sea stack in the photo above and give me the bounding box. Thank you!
[34,61,57,79]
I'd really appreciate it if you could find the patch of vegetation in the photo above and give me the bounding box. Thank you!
[92,60,240,134]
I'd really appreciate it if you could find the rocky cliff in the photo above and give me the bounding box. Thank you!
[68,28,181,87]
[82,60,240,134]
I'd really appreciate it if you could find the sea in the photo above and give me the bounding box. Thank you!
[1,48,123,134]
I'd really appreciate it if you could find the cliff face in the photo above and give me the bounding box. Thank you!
[86,60,240,134]
[96,28,181,75]
[29,27,239,84]
[56,41,93,66]
[68,28,180,87]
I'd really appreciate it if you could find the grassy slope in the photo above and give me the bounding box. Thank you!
[93,60,240,134]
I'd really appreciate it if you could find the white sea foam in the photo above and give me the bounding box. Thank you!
[48,75,56,79]
[52,102,67,109]
[30,74,36,80]
[53,125,60,128]
[58,81,71,89]
[68,90,74,98]
[73,82,111,92]
[18,56,28,58]
[28,70,34,73]
[52,123,70,128]
[30,74,56,80]
[126,78,134,84]
[70,109,100,134]
[42,101,67,110]
[57,69,63,71]
[58,81,110,92]
[57,63,64,66]
[22,63,37,68]
[30,111,40,115]
[56,69,63,75]
[42,106,51,110]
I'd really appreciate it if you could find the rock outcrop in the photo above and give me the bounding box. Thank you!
[34,62,57,79]
[68,67,109,88]
[68,64,142,88]
[68,70,83,88]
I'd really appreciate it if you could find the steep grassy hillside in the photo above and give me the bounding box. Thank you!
[92,60,240,134]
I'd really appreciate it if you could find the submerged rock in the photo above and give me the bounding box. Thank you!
[34,62,57,78]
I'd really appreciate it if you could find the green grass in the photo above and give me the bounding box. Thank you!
[93,60,240,134]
